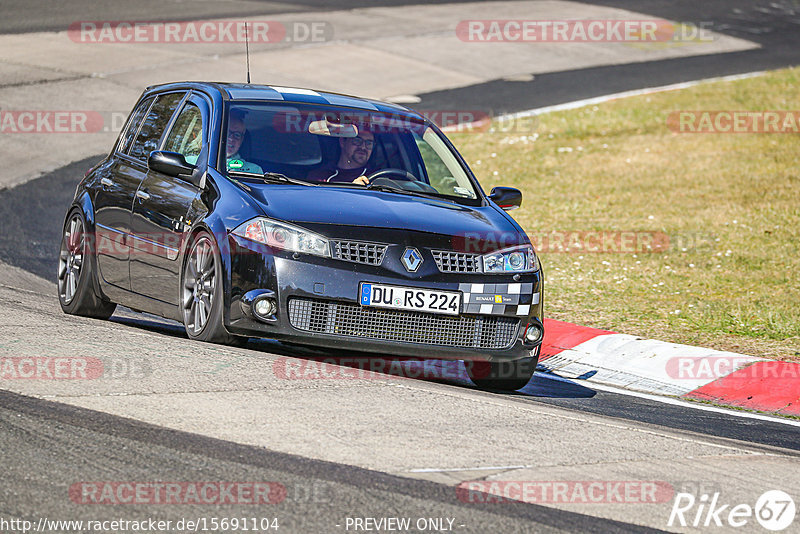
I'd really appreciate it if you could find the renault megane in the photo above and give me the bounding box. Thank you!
[58,82,544,390]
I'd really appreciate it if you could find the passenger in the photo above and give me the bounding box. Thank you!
[226,110,263,174]
[307,130,375,185]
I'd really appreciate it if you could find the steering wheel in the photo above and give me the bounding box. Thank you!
[367,171,440,195]
[366,168,417,182]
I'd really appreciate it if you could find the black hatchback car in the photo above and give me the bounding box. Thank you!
[58,82,544,390]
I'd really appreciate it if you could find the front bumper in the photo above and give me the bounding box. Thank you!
[224,233,544,362]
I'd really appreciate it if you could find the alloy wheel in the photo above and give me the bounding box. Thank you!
[58,213,85,304]
[183,236,216,334]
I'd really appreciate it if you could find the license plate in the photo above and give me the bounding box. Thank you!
[359,283,461,316]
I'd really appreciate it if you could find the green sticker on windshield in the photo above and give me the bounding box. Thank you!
[229,159,244,169]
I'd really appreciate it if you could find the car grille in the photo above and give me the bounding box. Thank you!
[331,240,388,266]
[432,250,482,273]
[288,298,519,349]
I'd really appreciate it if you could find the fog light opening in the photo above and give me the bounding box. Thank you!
[254,297,276,319]
[524,323,543,345]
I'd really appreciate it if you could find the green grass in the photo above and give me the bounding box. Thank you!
[449,67,800,361]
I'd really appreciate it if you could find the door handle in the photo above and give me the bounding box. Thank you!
[136,190,151,202]
[100,177,113,188]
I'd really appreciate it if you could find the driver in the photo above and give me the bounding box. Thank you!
[226,110,263,174]
[307,130,375,184]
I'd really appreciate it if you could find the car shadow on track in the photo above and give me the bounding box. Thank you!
[109,310,596,400]
[110,311,186,337]
[247,339,598,399]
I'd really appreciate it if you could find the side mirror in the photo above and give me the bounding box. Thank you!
[489,186,522,211]
[148,151,199,183]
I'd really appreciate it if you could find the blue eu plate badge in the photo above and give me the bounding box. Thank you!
[361,284,372,305]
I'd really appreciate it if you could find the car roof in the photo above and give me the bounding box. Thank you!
[144,81,424,120]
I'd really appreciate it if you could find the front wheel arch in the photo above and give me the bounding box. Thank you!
[179,227,243,345]
[466,347,539,391]
[179,220,233,323]
[72,193,109,300]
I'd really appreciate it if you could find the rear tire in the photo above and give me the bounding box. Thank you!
[181,230,244,346]
[466,348,539,391]
[58,209,116,319]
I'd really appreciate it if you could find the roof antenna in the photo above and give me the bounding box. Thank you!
[244,21,251,84]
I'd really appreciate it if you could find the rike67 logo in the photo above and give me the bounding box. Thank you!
[668,490,795,531]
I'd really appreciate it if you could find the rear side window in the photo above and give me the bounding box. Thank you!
[164,103,204,165]
[118,97,154,154]
[129,92,184,161]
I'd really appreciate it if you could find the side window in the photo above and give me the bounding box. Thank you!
[413,130,476,198]
[129,92,184,161]
[415,138,449,183]
[164,103,204,165]
[118,97,154,154]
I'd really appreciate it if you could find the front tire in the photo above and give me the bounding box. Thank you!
[466,349,539,391]
[58,209,116,319]
[181,230,243,345]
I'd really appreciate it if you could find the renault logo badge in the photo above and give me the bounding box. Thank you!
[401,247,423,272]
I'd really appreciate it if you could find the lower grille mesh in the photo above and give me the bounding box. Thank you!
[288,298,519,349]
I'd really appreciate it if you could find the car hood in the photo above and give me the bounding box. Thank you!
[243,184,521,238]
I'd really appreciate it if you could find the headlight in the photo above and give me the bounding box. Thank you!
[232,217,330,257]
[482,245,539,273]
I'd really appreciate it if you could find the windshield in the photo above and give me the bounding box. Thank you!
[223,102,481,203]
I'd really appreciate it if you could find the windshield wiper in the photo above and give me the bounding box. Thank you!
[367,183,451,202]
[228,170,313,186]
[262,172,314,186]
[319,181,363,187]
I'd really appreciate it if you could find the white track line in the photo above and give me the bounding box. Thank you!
[408,465,533,473]
[496,71,768,121]
[537,372,800,428]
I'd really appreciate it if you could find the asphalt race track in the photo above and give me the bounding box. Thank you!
[414,0,800,114]
[1,158,799,453]
[1,1,799,533]
[2,390,657,534]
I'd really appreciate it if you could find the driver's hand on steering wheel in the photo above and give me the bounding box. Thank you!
[352,175,369,185]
